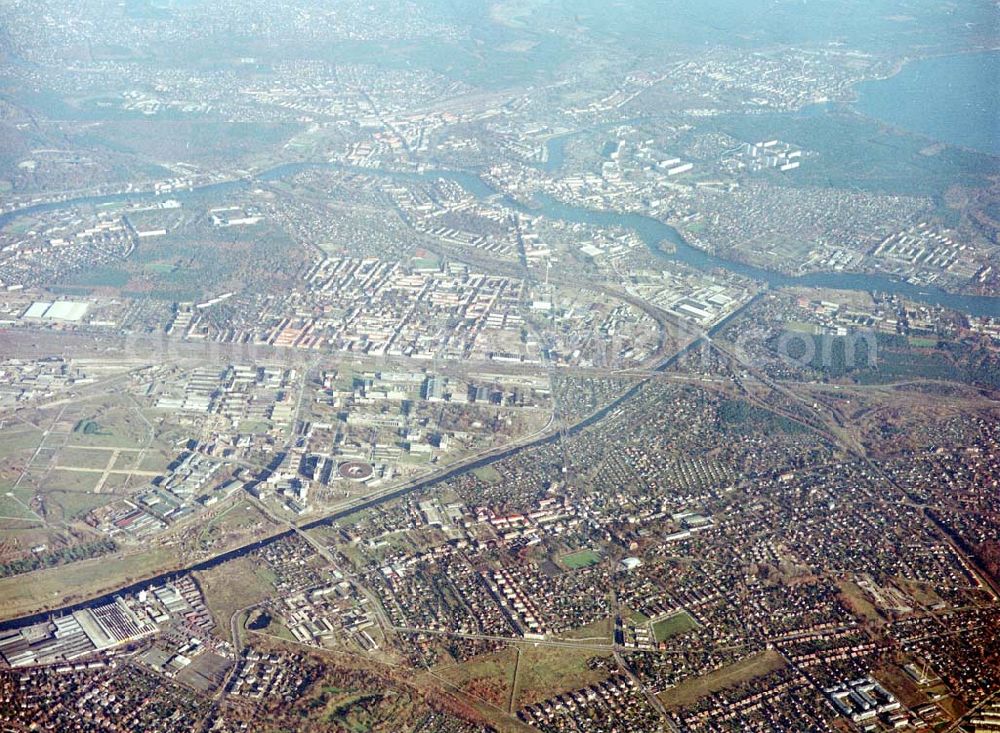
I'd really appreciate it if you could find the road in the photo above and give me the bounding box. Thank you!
[391,625,614,652]
[609,589,679,732]
[0,293,829,631]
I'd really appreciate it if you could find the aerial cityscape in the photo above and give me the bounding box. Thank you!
[0,1,998,731]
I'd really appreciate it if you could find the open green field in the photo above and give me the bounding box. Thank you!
[43,469,100,493]
[3,217,38,235]
[97,473,133,493]
[398,452,432,465]
[195,556,279,642]
[0,547,175,620]
[190,501,278,554]
[0,491,41,522]
[0,524,56,556]
[513,644,612,708]
[0,428,44,459]
[53,447,117,471]
[202,501,266,534]
[625,607,651,624]
[237,419,273,434]
[142,262,176,275]
[557,616,614,641]
[472,465,502,484]
[65,419,144,449]
[65,266,129,288]
[560,549,601,570]
[111,451,143,471]
[659,650,786,709]
[258,615,298,643]
[896,579,945,608]
[784,320,820,334]
[46,490,116,523]
[434,646,517,709]
[652,611,699,642]
[837,579,884,623]
[137,450,172,473]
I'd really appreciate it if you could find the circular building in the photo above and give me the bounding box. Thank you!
[338,460,374,482]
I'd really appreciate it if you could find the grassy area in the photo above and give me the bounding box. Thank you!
[47,491,115,522]
[4,217,38,235]
[63,408,147,450]
[237,419,272,434]
[514,644,611,708]
[74,419,109,436]
[896,579,944,608]
[203,501,261,533]
[398,453,431,465]
[261,616,298,643]
[65,427,143,450]
[0,548,175,620]
[837,579,884,623]
[0,525,55,555]
[43,469,100,493]
[560,549,601,570]
[99,473,134,493]
[651,611,699,642]
[0,428,44,460]
[872,659,930,709]
[333,508,373,528]
[0,492,41,522]
[112,452,143,471]
[195,556,279,642]
[558,616,614,642]
[409,255,441,270]
[472,465,502,484]
[138,451,172,473]
[434,647,517,709]
[193,501,276,553]
[621,606,650,624]
[659,650,786,709]
[52,447,116,471]
[66,266,130,288]
[784,320,820,334]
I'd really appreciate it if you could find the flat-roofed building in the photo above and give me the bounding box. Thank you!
[22,300,89,322]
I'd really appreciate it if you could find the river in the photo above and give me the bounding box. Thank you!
[3,153,998,625]
[0,319,682,631]
[2,158,999,318]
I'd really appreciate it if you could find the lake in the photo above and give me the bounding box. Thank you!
[855,52,1000,156]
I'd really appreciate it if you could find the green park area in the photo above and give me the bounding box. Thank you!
[560,549,601,570]
[659,650,786,709]
[652,610,699,642]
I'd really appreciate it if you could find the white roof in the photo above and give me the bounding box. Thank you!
[23,302,52,319]
[43,301,89,322]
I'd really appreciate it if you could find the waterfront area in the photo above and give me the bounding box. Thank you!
[0,1,998,731]
[855,52,1000,157]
